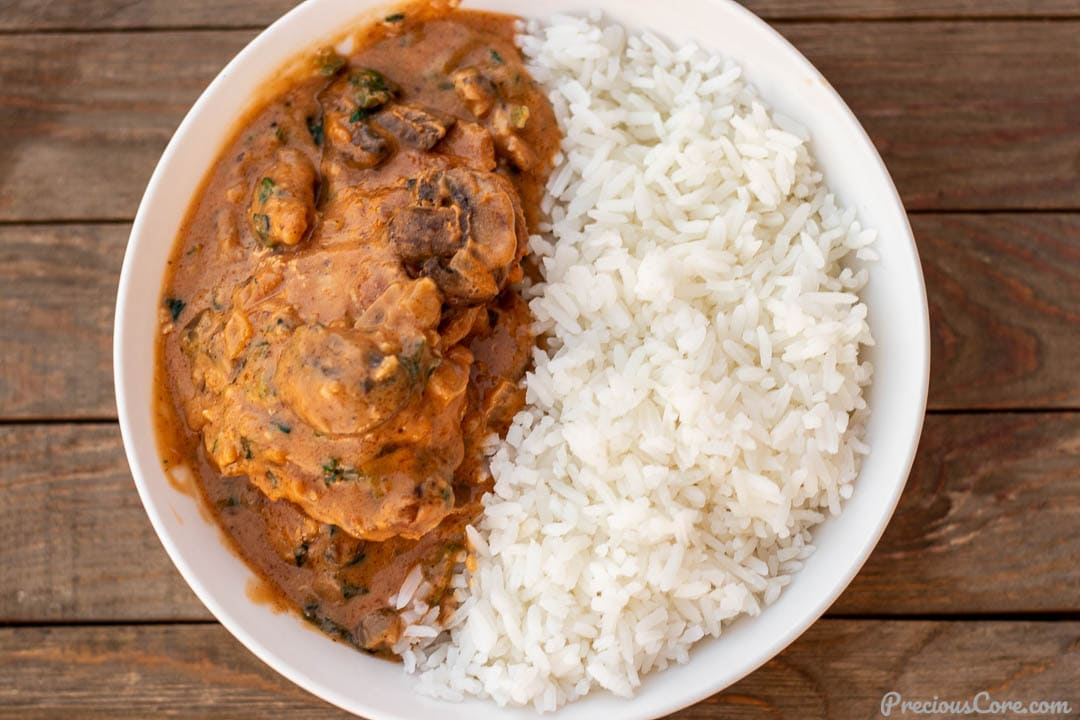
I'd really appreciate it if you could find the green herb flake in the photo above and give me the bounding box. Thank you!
[383,12,405,22]
[306,116,324,146]
[316,47,345,77]
[265,470,278,489]
[294,541,310,567]
[240,437,253,460]
[216,496,238,509]
[340,581,369,599]
[252,213,270,239]
[349,106,374,124]
[272,419,292,434]
[490,49,504,65]
[348,69,394,109]
[346,550,366,567]
[258,176,276,204]
[164,297,186,321]
[302,603,356,645]
[322,457,360,485]
[274,125,288,144]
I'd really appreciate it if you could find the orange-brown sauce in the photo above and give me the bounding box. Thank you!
[154,4,557,656]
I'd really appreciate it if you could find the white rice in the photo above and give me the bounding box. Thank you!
[393,12,875,711]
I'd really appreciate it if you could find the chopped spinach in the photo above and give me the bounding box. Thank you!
[272,419,292,434]
[302,603,356,645]
[265,469,278,489]
[340,581,369,599]
[349,106,375,124]
[240,437,253,460]
[163,297,185,321]
[490,49,504,65]
[383,12,405,22]
[322,457,360,485]
[346,550,366,567]
[348,69,394,109]
[252,213,270,239]
[258,177,276,204]
[306,116,324,146]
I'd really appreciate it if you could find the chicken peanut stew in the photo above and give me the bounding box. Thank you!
[154,5,558,656]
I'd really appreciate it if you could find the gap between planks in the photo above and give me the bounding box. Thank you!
[4,610,1080,629]
[2,17,1080,35]
[5,409,1080,425]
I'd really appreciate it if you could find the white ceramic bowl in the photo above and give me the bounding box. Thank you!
[115,0,930,718]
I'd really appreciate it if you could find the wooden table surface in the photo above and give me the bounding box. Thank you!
[2,1,1079,717]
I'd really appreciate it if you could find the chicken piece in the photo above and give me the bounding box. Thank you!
[252,345,471,541]
[276,278,442,435]
[451,67,497,117]
[325,114,391,170]
[437,120,496,171]
[480,376,525,431]
[249,147,317,246]
[388,167,528,305]
[491,103,536,170]
[180,308,232,395]
[186,272,463,541]
[376,104,453,150]
[321,70,398,169]
[275,324,425,436]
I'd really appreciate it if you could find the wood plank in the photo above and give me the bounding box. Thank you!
[0,621,1075,718]
[0,424,211,623]
[1,22,1079,220]
[0,224,123,420]
[834,412,1080,614]
[742,0,1080,19]
[779,21,1080,211]
[0,31,257,222]
[0,0,296,31]
[0,0,1077,31]
[3,214,1076,420]
[3,414,1078,623]
[919,214,1080,410]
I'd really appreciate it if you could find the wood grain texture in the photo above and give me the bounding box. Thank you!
[779,21,1080,211]
[1,22,1079,220]
[834,412,1080,614]
[0,0,297,31]
[0,224,123,419]
[741,0,1080,18]
[2,415,1077,623]
[0,621,1075,718]
[3,214,1076,420]
[0,424,210,623]
[0,31,256,222]
[920,214,1080,410]
[0,0,1078,30]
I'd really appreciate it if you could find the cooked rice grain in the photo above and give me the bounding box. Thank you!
[395,12,875,711]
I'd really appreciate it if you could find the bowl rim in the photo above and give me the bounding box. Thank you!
[114,0,930,717]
